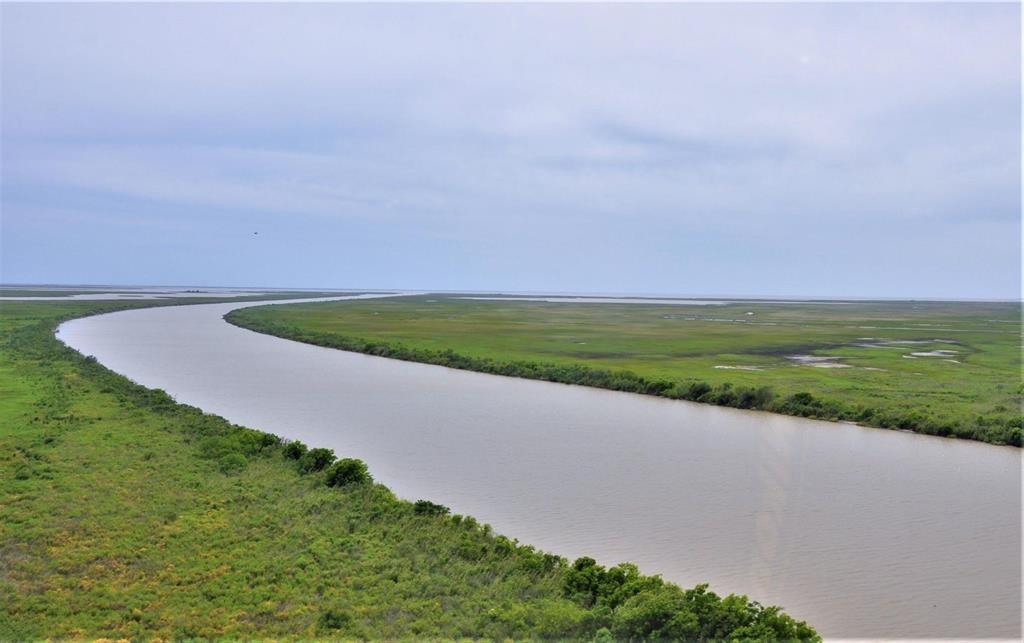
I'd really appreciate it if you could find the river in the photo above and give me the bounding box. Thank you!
[56,296,1022,639]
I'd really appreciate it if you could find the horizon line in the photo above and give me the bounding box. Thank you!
[1,282,1021,304]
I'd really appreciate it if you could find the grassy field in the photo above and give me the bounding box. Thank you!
[228,295,1022,445]
[1,298,817,640]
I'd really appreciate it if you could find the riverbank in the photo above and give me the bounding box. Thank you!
[1,299,817,639]
[225,296,1022,446]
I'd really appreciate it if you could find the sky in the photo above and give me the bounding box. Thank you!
[1,3,1020,299]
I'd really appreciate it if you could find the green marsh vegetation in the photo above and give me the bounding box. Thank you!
[227,296,1023,446]
[1,298,817,639]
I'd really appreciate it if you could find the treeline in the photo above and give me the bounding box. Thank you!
[226,310,1022,447]
[563,557,817,640]
[8,303,820,640]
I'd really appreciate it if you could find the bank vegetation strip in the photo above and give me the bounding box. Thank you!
[226,296,1022,446]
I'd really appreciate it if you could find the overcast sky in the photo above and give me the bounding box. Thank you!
[2,3,1020,298]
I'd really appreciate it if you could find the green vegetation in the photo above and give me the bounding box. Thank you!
[326,458,373,487]
[227,295,1023,446]
[299,447,337,473]
[1,298,817,639]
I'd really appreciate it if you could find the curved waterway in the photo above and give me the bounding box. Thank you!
[57,297,1021,639]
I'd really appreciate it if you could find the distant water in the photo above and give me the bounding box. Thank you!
[1,292,264,301]
[0,287,372,301]
[58,297,1022,639]
[0,287,270,301]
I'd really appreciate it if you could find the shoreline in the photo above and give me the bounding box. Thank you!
[225,302,1021,449]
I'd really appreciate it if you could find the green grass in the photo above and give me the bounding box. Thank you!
[1,298,817,640]
[227,295,1022,445]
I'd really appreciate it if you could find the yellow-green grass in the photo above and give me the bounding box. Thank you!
[1,299,817,640]
[227,296,1022,445]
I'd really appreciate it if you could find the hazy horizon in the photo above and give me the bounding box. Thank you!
[2,3,1020,299]
[2,281,1021,304]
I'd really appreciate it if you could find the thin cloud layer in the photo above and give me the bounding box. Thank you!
[2,3,1019,297]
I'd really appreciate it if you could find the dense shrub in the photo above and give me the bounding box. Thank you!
[683,381,712,400]
[611,586,700,640]
[563,558,819,641]
[299,447,336,473]
[254,431,282,450]
[773,391,823,417]
[738,385,775,409]
[325,458,372,487]
[282,439,308,460]
[318,609,351,631]
[195,428,277,465]
[413,499,450,516]
[996,419,1022,447]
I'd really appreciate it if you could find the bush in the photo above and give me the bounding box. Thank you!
[413,499,450,516]
[318,609,351,631]
[325,458,372,487]
[299,447,335,473]
[774,391,823,417]
[685,381,712,400]
[562,558,820,641]
[592,627,614,643]
[611,587,699,641]
[737,386,774,409]
[564,557,605,607]
[282,440,308,460]
[255,431,282,450]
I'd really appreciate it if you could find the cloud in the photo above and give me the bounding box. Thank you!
[1,2,1019,296]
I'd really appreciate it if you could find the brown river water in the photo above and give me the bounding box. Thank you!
[57,296,1022,639]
